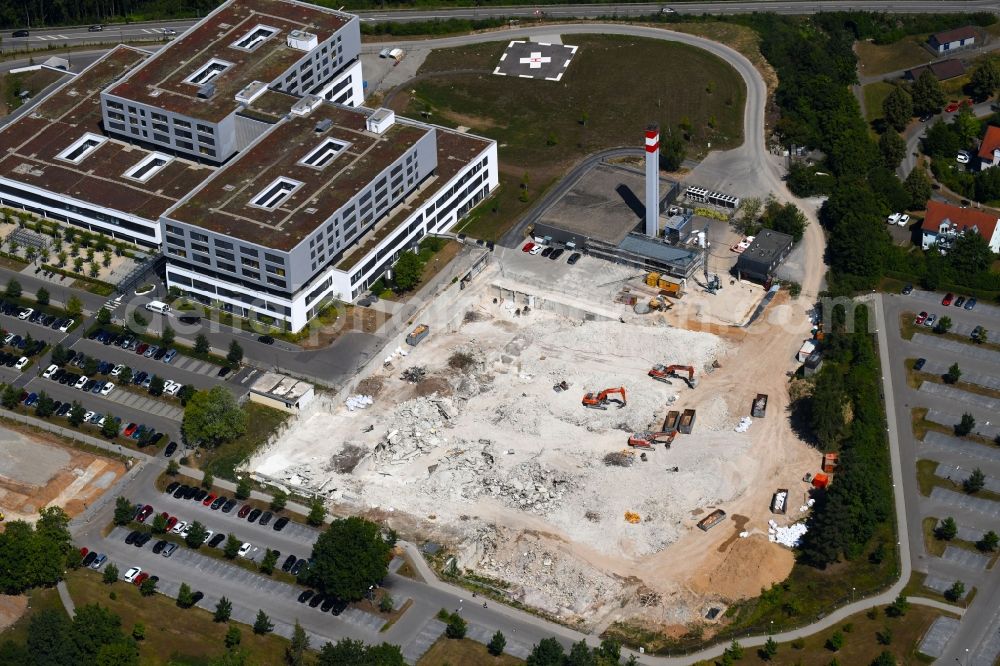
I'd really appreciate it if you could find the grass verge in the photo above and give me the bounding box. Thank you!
[855,37,932,77]
[916,458,1000,502]
[902,571,978,609]
[416,636,523,665]
[862,80,895,124]
[196,403,291,481]
[64,568,295,666]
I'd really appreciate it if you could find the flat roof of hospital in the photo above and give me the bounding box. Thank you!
[167,103,433,250]
[0,46,214,221]
[106,0,352,123]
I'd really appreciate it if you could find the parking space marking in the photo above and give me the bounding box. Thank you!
[912,333,1000,365]
[930,487,1000,518]
[926,409,1000,440]
[466,622,533,659]
[970,608,1000,666]
[922,432,1000,465]
[950,322,999,344]
[937,463,1000,493]
[919,616,961,659]
[920,360,1000,391]
[401,618,446,665]
[941,545,991,570]
[923,575,967,598]
[920,382,1000,412]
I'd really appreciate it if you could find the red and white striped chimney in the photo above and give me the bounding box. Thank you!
[645,124,660,237]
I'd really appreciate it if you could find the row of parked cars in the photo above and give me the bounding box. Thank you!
[521,241,582,265]
[2,301,75,332]
[48,347,187,398]
[2,332,46,357]
[164,481,291,531]
[89,328,180,364]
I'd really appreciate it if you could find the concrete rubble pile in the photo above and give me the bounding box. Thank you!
[768,519,808,547]
[374,396,456,464]
[344,394,374,411]
[734,416,752,433]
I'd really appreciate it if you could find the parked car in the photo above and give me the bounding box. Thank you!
[965,297,977,310]
[282,554,298,572]
[521,242,535,253]
[528,245,543,256]
[258,511,273,526]
[100,382,115,396]
[258,335,275,345]
[954,296,966,308]
[163,349,178,363]
[162,542,178,557]
[567,252,581,265]
[210,496,227,510]
[134,532,152,547]
[942,292,954,306]
[17,308,32,320]
[222,498,237,513]
[152,540,168,555]
[170,520,187,534]
[208,533,226,548]
[914,311,928,325]
[136,505,154,522]
[14,356,28,371]
[540,247,553,257]
[297,590,314,603]
[202,494,217,507]
[273,517,289,531]
[901,283,913,295]
[549,248,564,260]
[166,481,180,494]
[237,542,253,558]
[914,358,926,371]
[238,504,252,518]
[956,150,971,164]
[123,567,142,583]
[247,508,262,522]
[42,364,59,379]
[90,553,107,569]
[924,313,937,328]
[133,572,149,587]
[82,551,98,567]
[164,441,177,457]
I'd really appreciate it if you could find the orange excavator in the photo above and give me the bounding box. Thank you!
[648,364,698,388]
[582,387,627,410]
[627,431,676,449]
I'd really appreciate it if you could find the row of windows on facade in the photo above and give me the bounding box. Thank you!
[167,260,293,304]
[168,272,291,317]
[106,121,217,158]
[0,185,157,241]
[165,225,284,263]
[106,101,215,135]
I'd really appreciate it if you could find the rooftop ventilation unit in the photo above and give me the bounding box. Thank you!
[366,108,395,135]
[291,95,322,117]
[235,81,268,104]
[315,118,333,133]
[287,30,318,51]
[197,82,216,99]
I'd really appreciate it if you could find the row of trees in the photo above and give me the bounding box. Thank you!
[0,507,73,594]
[0,604,138,666]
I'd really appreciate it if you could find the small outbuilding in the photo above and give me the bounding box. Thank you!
[249,372,315,413]
[927,26,977,54]
[734,229,794,283]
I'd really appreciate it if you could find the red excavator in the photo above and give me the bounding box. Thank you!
[582,387,627,410]
[648,364,698,388]
[627,431,676,449]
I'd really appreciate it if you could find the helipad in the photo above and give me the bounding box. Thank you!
[493,40,578,81]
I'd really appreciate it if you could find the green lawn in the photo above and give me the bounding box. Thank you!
[196,403,291,481]
[856,37,933,77]
[0,584,65,646]
[863,81,895,124]
[417,636,523,665]
[396,34,745,241]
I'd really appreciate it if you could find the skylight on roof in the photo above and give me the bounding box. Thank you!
[232,25,278,51]
[250,177,302,210]
[184,58,234,86]
[124,152,173,183]
[57,133,107,164]
[298,138,350,170]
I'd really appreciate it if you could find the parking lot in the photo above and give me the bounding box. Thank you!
[882,289,1000,665]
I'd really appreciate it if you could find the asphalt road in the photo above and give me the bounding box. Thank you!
[880,290,1000,666]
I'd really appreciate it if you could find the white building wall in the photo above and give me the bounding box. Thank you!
[316,59,364,106]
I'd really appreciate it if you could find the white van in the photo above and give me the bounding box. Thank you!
[145,300,170,315]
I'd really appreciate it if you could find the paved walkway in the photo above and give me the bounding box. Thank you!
[56,581,75,618]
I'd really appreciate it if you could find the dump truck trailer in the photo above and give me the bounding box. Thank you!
[678,408,696,434]
[771,488,789,514]
[406,324,429,346]
[698,509,727,531]
[663,410,680,432]
[751,393,768,418]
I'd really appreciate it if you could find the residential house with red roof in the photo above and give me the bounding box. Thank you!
[920,200,1000,253]
[978,125,1000,169]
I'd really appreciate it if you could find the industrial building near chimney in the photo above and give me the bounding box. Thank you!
[0,0,497,332]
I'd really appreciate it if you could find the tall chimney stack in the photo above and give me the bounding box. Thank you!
[645,124,660,237]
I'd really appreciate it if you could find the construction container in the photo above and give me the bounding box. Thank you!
[822,452,840,473]
[646,272,661,287]
[770,488,789,514]
[678,408,697,434]
[811,472,830,489]
[663,410,680,432]
[405,324,429,346]
[751,393,768,418]
[697,509,727,531]
[657,278,682,296]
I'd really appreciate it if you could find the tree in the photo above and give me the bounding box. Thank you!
[954,106,982,145]
[119,367,132,384]
[73,257,84,273]
[308,516,392,601]
[151,512,168,534]
[194,334,210,355]
[392,251,423,292]
[35,392,55,418]
[226,339,243,367]
[148,375,165,397]
[882,86,913,132]
[760,637,778,661]
[57,250,68,267]
[177,583,195,608]
[973,56,1000,99]
[132,622,145,641]
[167,459,180,476]
[214,596,233,622]
[565,640,595,666]
[260,548,278,575]
[113,496,134,526]
[725,640,744,660]
[317,639,404,666]
[934,315,952,334]
[660,134,686,171]
[1,385,20,409]
[871,651,896,666]
[253,609,273,635]
[68,402,86,427]
[378,592,394,613]
[270,490,288,512]
[50,343,67,366]
[182,386,248,447]
[733,196,762,235]
[96,307,112,326]
[964,468,986,494]
[287,620,310,666]
[826,631,845,651]
[886,594,909,618]
[307,497,327,527]
[223,534,242,559]
[945,362,962,384]
[955,412,976,436]
[101,414,119,438]
[235,477,251,500]
[936,517,958,540]
[178,384,196,405]
[103,563,119,584]
[912,69,946,116]
[224,625,242,649]
[904,166,932,209]
[444,612,467,639]
[878,128,906,169]
[488,630,507,656]
[977,530,999,552]
[876,626,893,645]
[759,198,808,242]
[948,231,993,275]
[35,287,49,306]
[66,295,83,317]
[185,521,207,549]
[201,472,214,489]
[5,279,21,298]
[973,327,989,344]
[161,325,175,347]
[139,576,157,597]
[944,580,965,601]
[84,356,99,376]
